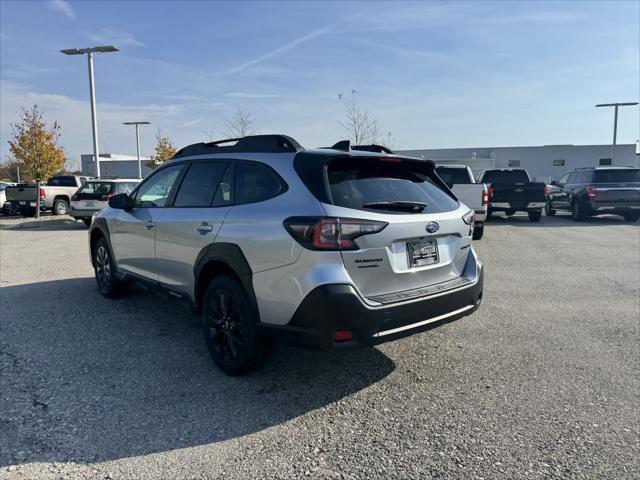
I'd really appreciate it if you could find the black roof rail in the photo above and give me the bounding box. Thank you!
[324,140,394,154]
[173,134,303,158]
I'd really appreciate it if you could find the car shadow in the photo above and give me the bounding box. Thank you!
[0,277,395,466]
[0,218,87,231]
[485,212,637,227]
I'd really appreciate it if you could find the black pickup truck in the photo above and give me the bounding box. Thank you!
[476,169,546,222]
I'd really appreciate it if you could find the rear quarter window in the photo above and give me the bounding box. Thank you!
[327,158,459,214]
[235,161,287,204]
[593,169,640,183]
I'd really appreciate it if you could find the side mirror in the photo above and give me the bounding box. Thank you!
[550,180,558,186]
[109,193,131,210]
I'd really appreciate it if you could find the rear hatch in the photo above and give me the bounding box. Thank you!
[305,155,474,301]
[5,184,38,202]
[72,181,138,210]
[592,169,640,204]
[483,170,546,204]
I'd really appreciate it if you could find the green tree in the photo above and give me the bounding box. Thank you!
[146,129,177,169]
[7,104,68,218]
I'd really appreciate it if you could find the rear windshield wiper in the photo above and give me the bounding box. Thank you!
[362,201,427,213]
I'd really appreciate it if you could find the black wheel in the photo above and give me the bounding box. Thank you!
[622,212,640,222]
[53,199,69,216]
[82,217,92,227]
[571,201,587,221]
[545,200,556,216]
[93,237,128,298]
[472,223,484,240]
[528,210,542,222]
[201,275,268,376]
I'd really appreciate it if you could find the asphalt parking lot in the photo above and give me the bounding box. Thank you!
[1,214,638,480]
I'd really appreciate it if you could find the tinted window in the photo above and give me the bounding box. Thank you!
[557,173,570,184]
[47,176,76,187]
[593,169,640,183]
[575,171,593,183]
[77,182,114,196]
[327,158,458,214]
[567,172,578,184]
[435,167,473,185]
[235,161,287,204]
[174,162,231,207]
[481,170,530,183]
[134,164,183,208]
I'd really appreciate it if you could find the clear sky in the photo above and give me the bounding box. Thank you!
[1,0,638,168]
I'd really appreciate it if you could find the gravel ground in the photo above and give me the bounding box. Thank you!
[1,213,638,479]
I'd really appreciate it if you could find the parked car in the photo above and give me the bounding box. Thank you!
[42,175,91,215]
[545,167,640,221]
[70,178,140,226]
[435,165,488,240]
[476,168,546,222]
[0,181,16,213]
[2,183,44,216]
[88,135,484,375]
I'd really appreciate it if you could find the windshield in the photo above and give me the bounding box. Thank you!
[78,182,114,196]
[593,169,640,183]
[482,170,530,183]
[436,167,473,185]
[327,158,459,214]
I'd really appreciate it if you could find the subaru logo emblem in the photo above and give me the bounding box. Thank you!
[426,221,439,234]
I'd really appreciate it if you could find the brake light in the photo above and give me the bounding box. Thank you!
[544,185,549,196]
[283,217,388,250]
[71,194,79,201]
[482,188,489,206]
[99,194,112,201]
[334,330,353,342]
[39,187,45,199]
[586,185,598,198]
[487,186,494,198]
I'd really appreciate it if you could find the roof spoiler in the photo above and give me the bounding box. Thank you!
[325,140,395,154]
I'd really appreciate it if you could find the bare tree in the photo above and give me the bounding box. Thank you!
[223,108,255,138]
[338,90,381,145]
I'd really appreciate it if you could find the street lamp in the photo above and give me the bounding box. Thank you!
[123,121,151,178]
[60,45,119,177]
[595,102,639,163]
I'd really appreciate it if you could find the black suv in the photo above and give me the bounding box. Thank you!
[545,167,640,221]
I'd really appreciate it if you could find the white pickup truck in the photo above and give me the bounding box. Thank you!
[435,165,488,240]
[42,175,90,215]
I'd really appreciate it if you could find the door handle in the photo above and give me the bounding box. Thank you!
[196,223,214,234]
[144,221,155,230]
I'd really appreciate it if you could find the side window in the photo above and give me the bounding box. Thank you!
[117,182,138,194]
[235,161,287,204]
[557,173,570,185]
[577,171,592,183]
[566,172,577,184]
[133,164,183,208]
[173,161,231,208]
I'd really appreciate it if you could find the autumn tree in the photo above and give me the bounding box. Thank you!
[223,108,255,138]
[8,104,68,218]
[338,90,381,145]
[146,129,177,169]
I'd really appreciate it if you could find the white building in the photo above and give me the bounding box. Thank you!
[397,143,639,182]
[81,153,151,178]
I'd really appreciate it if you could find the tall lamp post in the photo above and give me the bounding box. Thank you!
[123,121,151,178]
[60,45,118,177]
[595,102,639,163]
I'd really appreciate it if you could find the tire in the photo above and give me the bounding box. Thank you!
[53,198,69,216]
[93,237,128,298]
[571,201,587,221]
[82,217,92,227]
[545,200,556,216]
[472,223,484,240]
[201,275,268,376]
[622,212,640,222]
[528,210,542,222]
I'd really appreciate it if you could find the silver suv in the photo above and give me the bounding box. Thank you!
[88,135,484,375]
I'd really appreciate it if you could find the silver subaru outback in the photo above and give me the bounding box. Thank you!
[89,135,483,375]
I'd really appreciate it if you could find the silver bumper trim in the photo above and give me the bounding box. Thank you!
[374,305,475,337]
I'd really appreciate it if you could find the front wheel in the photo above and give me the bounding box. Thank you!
[201,275,269,376]
[545,200,556,216]
[93,237,128,298]
[623,212,640,222]
[528,210,542,222]
[472,223,484,240]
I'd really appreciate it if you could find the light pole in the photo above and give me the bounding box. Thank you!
[60,45,118,177]
[123,121,150,178]
[595,102,639,163]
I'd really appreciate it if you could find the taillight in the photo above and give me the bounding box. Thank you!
[586,185,598,198]
[99,194,112,201]
[487,186,494,198]
[544,185,549,196]
[283,217,388,251]
[462,210,475,225]
[482,188,489,206]
[39,187,45,199]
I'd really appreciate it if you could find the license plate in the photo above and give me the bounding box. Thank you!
[19,201,26,205]
[83,201,95,208]
[407,239,439,267]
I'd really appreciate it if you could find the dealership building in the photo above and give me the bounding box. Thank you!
[398,143,639,182]
[81,153,152,178]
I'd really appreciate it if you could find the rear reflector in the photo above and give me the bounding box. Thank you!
[283,217,387,251]
[334,330,353,342]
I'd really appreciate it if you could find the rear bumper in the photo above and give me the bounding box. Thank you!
[588,201,640,212]
[259,256,483,351]
[69,206,99,218]
[490,201,544,210]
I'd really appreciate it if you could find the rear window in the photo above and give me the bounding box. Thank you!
[482,170,530,183]
[593,169,640,183]
[116,182,138,194]
[327,158,459,214]
[77,182,114,195]
[436,167,473,185]
[47,176,77,187]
